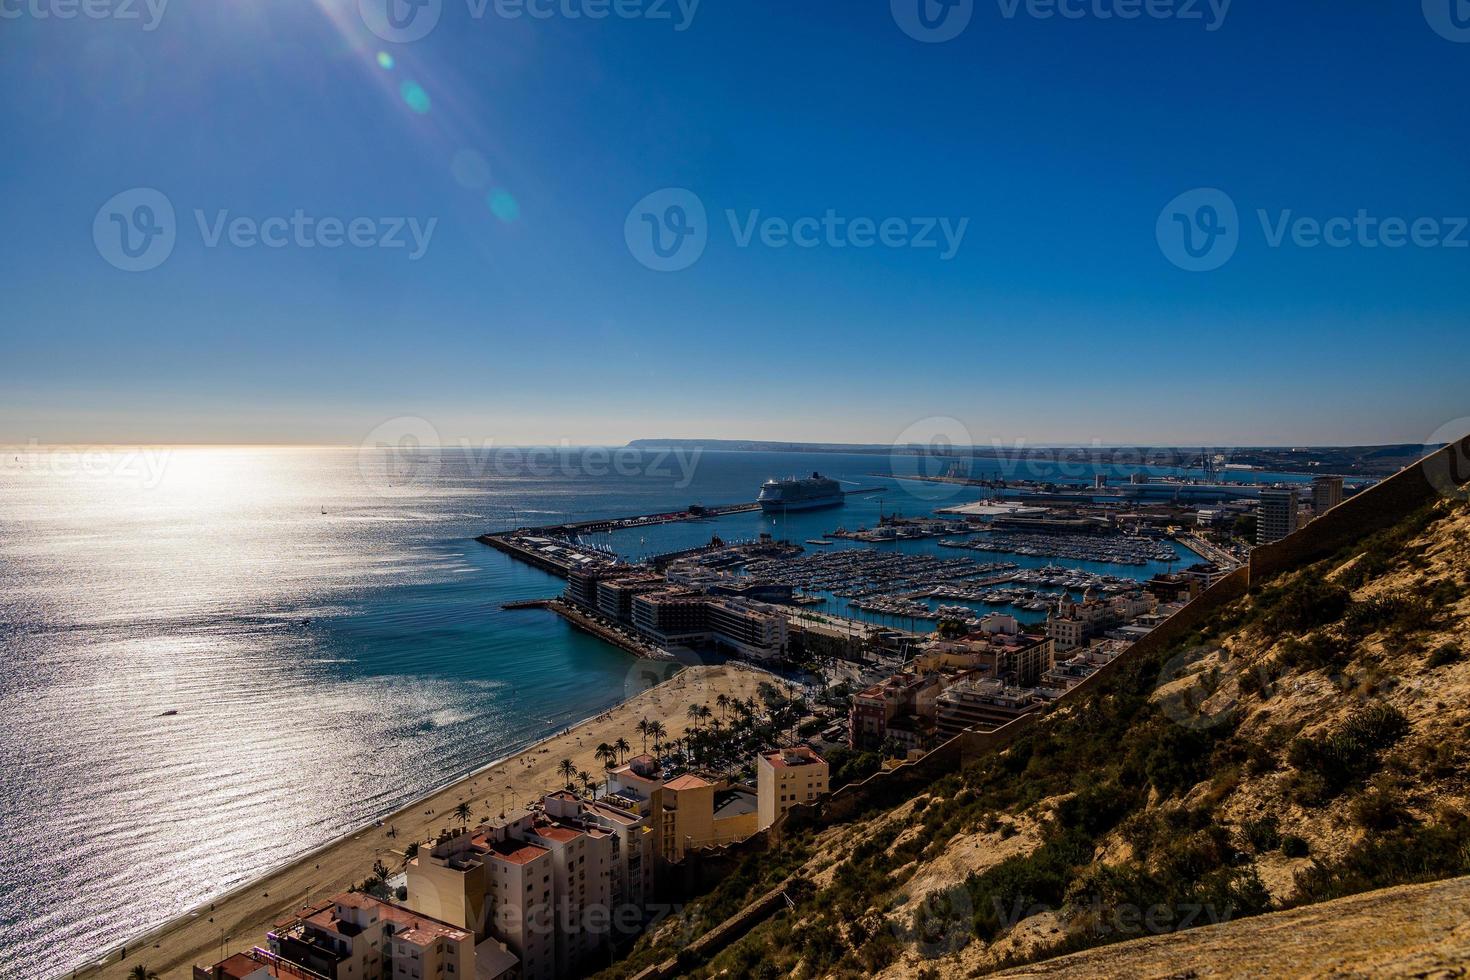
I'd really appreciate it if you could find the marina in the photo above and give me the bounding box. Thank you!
[940,529,1181,565]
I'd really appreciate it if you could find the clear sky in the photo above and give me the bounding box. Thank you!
[3,0,1469,448]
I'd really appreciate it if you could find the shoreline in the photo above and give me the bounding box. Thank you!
[71,663,789,980]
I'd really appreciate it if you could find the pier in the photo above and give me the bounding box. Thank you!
[547,599,674,660]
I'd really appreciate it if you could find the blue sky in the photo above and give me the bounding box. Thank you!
[2,0,1469,447]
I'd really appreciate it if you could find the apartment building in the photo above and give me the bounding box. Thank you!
[658,772,759,860]
[194,949,328,980]
[757,747,828,830]
[266,893,473,980]
[934,678,1046,738]
[1257,487,1300,545]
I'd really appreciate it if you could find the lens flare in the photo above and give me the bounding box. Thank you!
[451,149,492,190]
[488,190,520,223]
[400,81,431,115]
[376,51,395,70]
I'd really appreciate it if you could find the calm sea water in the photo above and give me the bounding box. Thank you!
[0,446,1296,978]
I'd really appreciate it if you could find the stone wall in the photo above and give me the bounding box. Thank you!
[1249,434,1470,585]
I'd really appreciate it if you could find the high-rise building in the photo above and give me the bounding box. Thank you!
[1256,488,1300,545]
[1311,475,1344,516]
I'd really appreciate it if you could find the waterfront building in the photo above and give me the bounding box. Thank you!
[595,574,665,620]
[629,591,788,660]
[705,597,788,659]
[757,747,829,830]
[1311,475,1345,516]
[1256,487,1300,545]
[266,892,473,980]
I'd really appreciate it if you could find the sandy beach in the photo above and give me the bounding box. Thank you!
[76,664,789,980]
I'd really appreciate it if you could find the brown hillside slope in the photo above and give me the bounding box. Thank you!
[599,448,1470,980]
[992,873,1470,979]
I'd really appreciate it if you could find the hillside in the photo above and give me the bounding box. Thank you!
[601,479,1470,978]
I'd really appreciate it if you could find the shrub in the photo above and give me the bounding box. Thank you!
[1292,812,1470,903]
[1287,702,1410,802]
[1241,815,1281,854]
[1428,644,1462,669]
[1256,578,1351,635]
[1343,592,1433,639]
[1281,835,1310,858]
[1350,787,1412,831]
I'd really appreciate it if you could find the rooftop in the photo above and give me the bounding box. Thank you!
[664,773,713,791]
[762,746,825,769]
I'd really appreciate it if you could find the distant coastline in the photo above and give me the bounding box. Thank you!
[624,439,1430,478]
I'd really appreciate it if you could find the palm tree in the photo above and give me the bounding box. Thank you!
[686,703,703,729]
[636,718,650,753]
[698,705,713,726]
[578,770,594,796]
[613,736,631,763]
[453,802,471,826]
[648,721,667,760]
[556,758,576,790]
[595,742,617,769]
[372,859,391,882]
[715,693,730,721]
[128,968,158,980]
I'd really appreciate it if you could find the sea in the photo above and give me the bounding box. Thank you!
[0,446,1317,979]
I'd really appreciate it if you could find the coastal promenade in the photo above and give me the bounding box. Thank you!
[77,666,787,980]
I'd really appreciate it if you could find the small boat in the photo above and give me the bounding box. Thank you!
[158,709,178,717]
[805,539,834,546]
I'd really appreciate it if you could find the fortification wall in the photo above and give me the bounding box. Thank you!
[1250,434,1470,584]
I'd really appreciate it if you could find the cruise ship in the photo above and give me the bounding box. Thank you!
[758,473,844,512]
